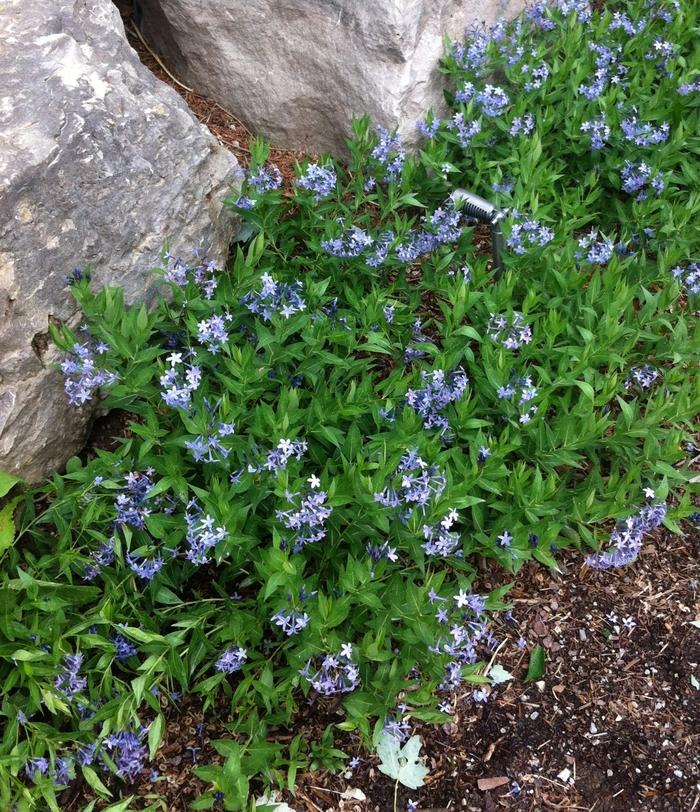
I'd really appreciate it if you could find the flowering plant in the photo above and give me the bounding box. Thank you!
[2,0,699,807]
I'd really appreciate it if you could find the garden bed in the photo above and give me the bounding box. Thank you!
[3,1,700,811]
[57,524,699,811]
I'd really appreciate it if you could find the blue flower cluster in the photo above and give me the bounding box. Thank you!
[451,25,492,74]
[300,644,359,696]
[248,163,282,193]
[487,312,532,350]
[366,231,395,268]
[620,115,670,147]
[609,11,647,36]
[430,589,496,691]
[374,450,446,518]
[446,112,481,148]
[645,36,677,74]
[671,261,700,294]
[476,84,509,116]
[61,341,118,406]
[403,318,434,365]
[580,115,611,150]
[197,314,229,354]
[112,632,138,662]
[578,42,626,100]
[276,484,332,552]
[522,61,550,91]
[576,229,615,265]
[83,538,116,581]
[624,364,660,391]
[271,608,310,636]
[241,272,306,320]
[103,730,148,782]
[422,509,462,557]
[184,500,227,565]
[53,653,87,701]
[321,224,374,259]
[160,353,202,410]
[163,253,219,299]
[215,645,247,674]
[406,368,469,433]
[185,417,235,464]
[417,117,441,138]
[497,373,538,424]
[126,552,165,581]
[371,126,405,181]
[295,162,337,201]
[115,470,155,530]
[585,498,667,569]
[509,113,534,137]
[25,756,75,788]
[678,78,700,96]
[506,216,554,255]
[395,201,463,264]
[620,161,665,200]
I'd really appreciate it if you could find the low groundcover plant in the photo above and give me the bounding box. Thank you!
[1,0,699,808]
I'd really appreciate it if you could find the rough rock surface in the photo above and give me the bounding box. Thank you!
[136,0,525,156]
[0,0,241,483]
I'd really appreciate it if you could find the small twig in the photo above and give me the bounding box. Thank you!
[128,21,194,93]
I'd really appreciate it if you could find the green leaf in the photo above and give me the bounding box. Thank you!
[376,733,429,789]
[82,766,112,798]
[0,470,21,498]
[148,714,165,759]
[574,380,594,401]
[102,798,136,812]
[0,497,21,555]
[525,645,545,682]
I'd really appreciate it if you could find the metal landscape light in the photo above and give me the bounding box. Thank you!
[450,188,506,278]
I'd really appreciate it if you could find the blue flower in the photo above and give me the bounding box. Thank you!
[295,162,337,201]
[112,633,138,663]
[242,272,306,320]
[580,116,610,151]
[247,164,282,193]
[322,225,374,259]
[586,500,667,569]
[371,126,405,181]
[476,85,509,117]
[215,645,247,674]
[301,645,359,696]
[54,652,87,701]
[406,367,469,434]
[103,730,148,782]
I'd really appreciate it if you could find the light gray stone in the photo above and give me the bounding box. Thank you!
[135,0,525,156]
[0,0,241,482]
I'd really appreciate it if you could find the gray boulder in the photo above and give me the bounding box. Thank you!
[136,0,525,156]
[0,0,241,483]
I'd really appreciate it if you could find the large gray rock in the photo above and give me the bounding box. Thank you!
[0,0,241,483]
[136,0,525,156]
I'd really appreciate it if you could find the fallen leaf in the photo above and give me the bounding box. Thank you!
[477,776,510,791]
[377,733,429,789]
[488,663,513,685]
[340,788,367,801]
